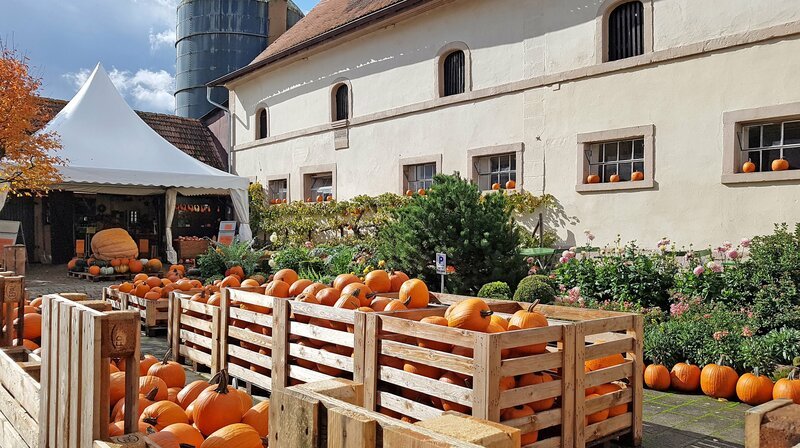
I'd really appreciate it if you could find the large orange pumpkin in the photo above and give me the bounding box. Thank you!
[773,368,800,404]
[241,400,270,437]
[500,405,538,444]
[333,273,360,291]
[265,280,290,298]
[288,279,313,297]
[91,228,138,261]
[139,375,169,401]
[670,362,701,392]
[417,316,452,352]
[364,270,391,293]
[148,350,186,388]
[14,313,42,340]
[341,283,374,307]
[388,271,410,292]
[507,301,548,355]
[399,279,429,309]
[192,371,245,436]
[333,294,360,310]
[273,269,299,285]
[518,372,555,412]
[161,422,205,447]
[736,368,774,406]
[219,275,241,288]
[316,287,341,307]
[139,401,189,430]
[200,423,262,448]
[644,364,671,391]
[447,298,493,332]
[302,282,327,298]
[700,358,739,399]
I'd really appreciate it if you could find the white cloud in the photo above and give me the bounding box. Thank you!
[149,28,176,52]
[63,67,175,113]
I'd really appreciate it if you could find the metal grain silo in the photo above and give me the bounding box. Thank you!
[175,0,303,118]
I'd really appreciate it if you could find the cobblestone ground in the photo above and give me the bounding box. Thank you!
[28,264,748,447]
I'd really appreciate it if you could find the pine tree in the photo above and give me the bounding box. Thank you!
[378,173,526,294]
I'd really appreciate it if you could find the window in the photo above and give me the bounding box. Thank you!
[577,125,654,192]
[443,50,465,96]
[475,153,516,191]
[256,108,268,139]
[268,179,288,204]
[585,139,645,182]
[307,173,333,201]
[404,163,436,192]
[607,1,644,61]
[740,121,800,172]
[334,84,349,121]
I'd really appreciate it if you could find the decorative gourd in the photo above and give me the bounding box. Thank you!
[447,298,493,332]
[91,228,138,261]
[700,357,739,399]
[161,423,205,447]
[644,364,671,391]
[365,270,391,293]
[399,279,429,309]
[200,423,262,448]
[148,349,186,388]
[139,400,189,431]
[736,368,774,405]
[417,316,452,352]
[773,368,800,404]
[507,301,549,355]
[742,160,756,173]
[772,158,790,171]
[241,400,270,437]
[670,362,701,392]
[500,405,538,444]
[192,370,245,436]
[388,271,410,292]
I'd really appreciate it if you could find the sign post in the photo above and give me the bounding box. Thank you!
[435,252,447,293]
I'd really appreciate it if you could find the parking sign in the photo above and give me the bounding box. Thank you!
[436,253,447,274]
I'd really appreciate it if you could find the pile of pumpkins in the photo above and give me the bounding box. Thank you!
[111,265,199,300]
[109,351,268,447]
[68,257,164,277]
[644,359,800,405]
[4,296,44,353]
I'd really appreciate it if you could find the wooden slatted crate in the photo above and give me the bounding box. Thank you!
[167,291,221,373]
[101,287,127,311]
[124,292,171,336]
[362,303,575,448]
[221,288,367,393]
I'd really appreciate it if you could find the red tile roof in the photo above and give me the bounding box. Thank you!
[213,0,431,84]
[36,98,227,171]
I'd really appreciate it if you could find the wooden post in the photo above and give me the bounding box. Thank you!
[472,332,502,421]
[574,322,587,448]
[271,298,290,391]
[327,407,376,448]
[561,324,576,448]
[3,245,26,276]
[362,313,380,412]
[269,388,319,448]
[628,314,644,446]
[168,293,181,365]
[101,312,141,436]
[219,288,231,375]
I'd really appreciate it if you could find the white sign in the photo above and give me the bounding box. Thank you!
[435,252,447,274]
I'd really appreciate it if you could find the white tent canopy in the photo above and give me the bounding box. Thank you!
[38,64,252,261]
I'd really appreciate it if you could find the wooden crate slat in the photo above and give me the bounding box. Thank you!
[287,364,336,383]
[377,391,444,422]
[288,342,354,371]
[227,344,273,370]
[585,362,634,389]
[380,339,474,376]
[227,363,272,390]
[584,387,633,415]
[229,307,274,328]
[179,345,213,367]
[228,326,273,348]
[500,351,562,377]
[179,314,214,333]
[0,382,38,447]
[498,379,563,409]
[584,337,635,360]
[288,320,356,348]
[527,436,562,448]
[500,407,562,432]
[496,324,564,350]
[290,299,357,324]
[378,365,473,407]
[379,314,476,347]
[179,329,214,351]
[0,346,40,420]
[585,412,632,442]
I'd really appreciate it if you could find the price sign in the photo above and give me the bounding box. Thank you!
[435,253,447,275]
[217,221,237,245]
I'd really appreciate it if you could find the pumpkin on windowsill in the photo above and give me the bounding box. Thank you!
[631,171,645,181]
[586,174,601,184]
[742,159,756,173]
[609,174,620,183]
[772,158,790,171]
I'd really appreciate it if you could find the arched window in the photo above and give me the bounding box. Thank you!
[334,84,349,121]
[607,1,644,61]
[256,108,268,139]
[442,50,465,96]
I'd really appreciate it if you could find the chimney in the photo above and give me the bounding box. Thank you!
[268,0,288,44]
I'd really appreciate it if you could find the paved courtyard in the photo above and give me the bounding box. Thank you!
[26,264,749,447]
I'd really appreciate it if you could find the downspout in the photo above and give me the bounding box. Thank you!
[206,86,234,174]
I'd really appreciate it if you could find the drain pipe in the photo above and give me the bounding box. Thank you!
[206,86,234,174]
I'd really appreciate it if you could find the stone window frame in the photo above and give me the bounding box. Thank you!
[264,174,290,203]
[722,102,800,184]
[300,164,337,201]
[596,0,654,64]
[330,78,353,124]
[467,143,524,192]
[576,125,655,193]
[435,42,472,99]
[399,154,443,193]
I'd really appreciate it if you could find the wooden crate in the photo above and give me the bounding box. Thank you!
[221,288,367,394]
[0,347,41,447]
[271,378,521,448]
[363,303,575,448]
[168,291,221,373]
[745,399,800,448]
[124,292,171,335]
[102,287,128,311]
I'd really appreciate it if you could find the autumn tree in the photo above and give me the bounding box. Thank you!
[0,46,63,195]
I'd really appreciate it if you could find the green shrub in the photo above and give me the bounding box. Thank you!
[271,247,322,273]
[378,173,526,294]
[477,282,512,300]
[513,275,557,304]
[197,240,266,281]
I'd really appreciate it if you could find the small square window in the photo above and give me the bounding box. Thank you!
[268,179,288,204]
[475,153,517,191]
[404,163,436,192]
[304,173,333,201]
[577,126,654,192]
[739,120,800,173]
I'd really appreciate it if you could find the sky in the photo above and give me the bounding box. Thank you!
[0,0,319,114]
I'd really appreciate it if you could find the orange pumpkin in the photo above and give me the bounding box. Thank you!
[403,361,440,379]
[316,287,341,307]
[772,158,790,171]
[383,299,408,312]
[118,282,134,293]
[586,174,601,184]
[417,316,452,352]
[240,278,261,288]
[139,400,189,431]
[14,313,42,340]
[333,273,360,291]
[500,405,538,444]
[109,372,127,405]
[585,393,610,425]
[609,174,621,183]
[113,387,160,422]
[736,368,774,406]
[446,298,493,332]
[242,400,270,437]
[507,301,548,355]
[388,271,410,292]
[139,375,169,401]
[265,280,290,298]
[341,283,374,307]
[670,362,701,392]
[439,372,469,413]
[364,270,391,293]
[192,370,245,436]
[585,353,626,372]
[148,350,186,388]
[369,297,392,311]
[220,275,241,288]
[700,358,739,399]
[274,268,299,285]
[595,383,628,417]
[288,279,313,297]
[631,171,645,181]
[773,368,800,404]
[146,276,162,288]
[200,423,263,448]
[518,372,555,412]
[108,421,124,437]
[490,314,509,330]
[742,159,756,173]
[399,279,429,309]
[492,183,501,190]
[88,265,101,276]
[302,282,327,297]
[333,294,360,310]
[505,179,516,189]
[644,364,671,391]
[161,422,205,447]
[139,354,159,376]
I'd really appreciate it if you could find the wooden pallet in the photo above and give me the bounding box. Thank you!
[102,287,127,311]
[68,271,131,282]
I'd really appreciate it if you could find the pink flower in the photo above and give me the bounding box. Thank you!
[559,256,568,264]
[741,326,753,337]
[740,238,751,248]
[693,265,705,276]
[727,249,739,259]
[710,262,723,273]
[670,302,690,317]
[304,241,314,249]
[712,330,729,341]
[703,313,711,319]
[526,257,535,264]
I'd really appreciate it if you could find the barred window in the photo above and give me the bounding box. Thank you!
[585,139,645,182]
[608,1,644,61]
[308,174,333,201]
[740,121,800,172]
[443,50,465,96]
[475,153,516,190]
[404,163,436,192]
[335,84,349,121]
[268,179,287,204]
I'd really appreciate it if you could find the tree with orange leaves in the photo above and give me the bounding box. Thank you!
[0,46,63,195]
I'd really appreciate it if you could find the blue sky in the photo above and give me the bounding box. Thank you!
[0,0,319,113]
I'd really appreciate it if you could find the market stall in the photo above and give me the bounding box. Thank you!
[35,64,251,264]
